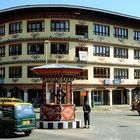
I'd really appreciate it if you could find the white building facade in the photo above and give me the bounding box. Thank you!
[0,5,140,107]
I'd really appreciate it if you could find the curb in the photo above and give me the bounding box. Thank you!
[36,120,82,129]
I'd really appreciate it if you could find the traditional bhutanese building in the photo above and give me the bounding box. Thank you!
[0,4,140,107]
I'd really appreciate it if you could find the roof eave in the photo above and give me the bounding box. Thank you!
[0,4,140,21]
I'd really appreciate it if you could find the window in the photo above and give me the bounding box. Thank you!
[94,67,110,78]
[93,45,110,57]
[0,68,5,79]
[93,24,110,36]
[75,47,88,57]
[15,104,34,117]
[0,46,5,57]
[134,50,140,59]
[27,66,39,78]
[9,66,22,78]
[0,25,5,36]
[114,27,128,39]
[134,31,140,41]
[114,47,128,58]
[27,43,44,55]
[9,44,22,56]
[51,20,69,32]
[51,43,69,54]
[27,20,45,32]
[114,68,128,79]
[9,22,22,34]
[76,25,88,37]
[77,69,88,80]
[134,69,140,79]
[0,105,13,118]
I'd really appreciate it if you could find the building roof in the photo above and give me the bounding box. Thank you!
[32,63,82,69]
[0,4,140,21]
[31,64,83,76]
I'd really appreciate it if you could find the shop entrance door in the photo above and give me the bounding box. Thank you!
[92,91,102,106]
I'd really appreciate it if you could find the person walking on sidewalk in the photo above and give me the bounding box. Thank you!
[83,101,91,128]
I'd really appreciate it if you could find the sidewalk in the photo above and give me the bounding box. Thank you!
[75,105,132,114]
[35,105,132,114]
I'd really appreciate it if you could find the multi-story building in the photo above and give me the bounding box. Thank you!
[0,4,140,107]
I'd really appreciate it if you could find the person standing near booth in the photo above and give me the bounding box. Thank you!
[83,101,91,128]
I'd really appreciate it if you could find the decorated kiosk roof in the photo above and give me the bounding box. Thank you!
[31,64,83,76]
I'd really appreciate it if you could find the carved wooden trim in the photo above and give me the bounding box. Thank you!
[98,36,105,41]
[78,20,86,25]
[0,37,140,50]
[31,55,40,60]
[31,78,40,83]
[12,78,19,83]
[12,34,19,39]
[55,32,65,37]
[118,38,124,44]
[30,32,40,38]
[12,56,18,60]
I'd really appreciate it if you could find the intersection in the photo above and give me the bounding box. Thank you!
[1,106,140,140]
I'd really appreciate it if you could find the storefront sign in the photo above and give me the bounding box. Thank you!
[104,79,110,85]
[80,91,87,96]
[113,79,121,84]
[79,51,88,61]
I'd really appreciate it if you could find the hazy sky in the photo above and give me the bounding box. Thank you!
[0,0,140,17]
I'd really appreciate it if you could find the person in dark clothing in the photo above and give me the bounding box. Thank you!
[83,101,91,128]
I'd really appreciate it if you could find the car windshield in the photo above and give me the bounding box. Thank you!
[15,104,34,117]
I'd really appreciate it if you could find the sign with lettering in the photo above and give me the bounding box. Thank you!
[80,91,87,96]
[79,51,88,61]
[104,79,110,85]
[113,79,121,84]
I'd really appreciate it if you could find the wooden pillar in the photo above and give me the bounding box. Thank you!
[87,90,92,107]
[109,89,113,106]
[70,81,72,104]
[23,89,28,102]
[54,82,57,104]
[66,82,68,104]
[40,77,46,120]
[128,88,132,106]
[42,77,46,105]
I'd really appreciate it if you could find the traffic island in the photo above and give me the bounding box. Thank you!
[32,64,83,129]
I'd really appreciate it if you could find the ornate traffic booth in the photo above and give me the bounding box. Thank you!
[32,64,83,129]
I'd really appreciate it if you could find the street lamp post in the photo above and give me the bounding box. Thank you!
[41,40,50,107]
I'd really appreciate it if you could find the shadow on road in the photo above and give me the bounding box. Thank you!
[0,133,29,139]
[126,114,139,116]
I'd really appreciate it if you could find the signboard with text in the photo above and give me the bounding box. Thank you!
[113,79,121,85]
[80,91,87,96]
[79,51,88,61]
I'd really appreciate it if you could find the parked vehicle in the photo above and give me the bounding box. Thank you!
[136,99,140,115]
[0,97,23,102]
[0,101,36,137]
[131,99,137,111]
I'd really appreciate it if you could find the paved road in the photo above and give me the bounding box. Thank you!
[0,106,140,140]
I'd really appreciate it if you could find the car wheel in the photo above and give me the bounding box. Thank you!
[4,128,14,137]
[24,130,32,136]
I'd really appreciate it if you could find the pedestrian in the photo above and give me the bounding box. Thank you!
[131,99,137,111]
[83,101,91,128]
